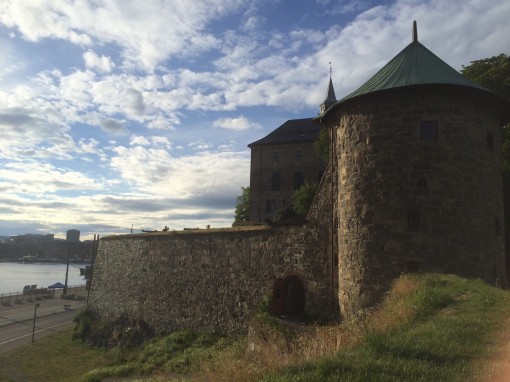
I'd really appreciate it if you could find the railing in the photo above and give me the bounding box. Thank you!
[0,284,87,306]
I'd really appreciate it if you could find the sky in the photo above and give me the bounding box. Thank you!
[0,0,509,240]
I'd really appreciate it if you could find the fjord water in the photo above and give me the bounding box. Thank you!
[0,262,86,294]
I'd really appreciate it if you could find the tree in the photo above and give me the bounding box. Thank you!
[461,54,510,171]
[292,182,318,216]
[461,54,510,101]
[314,127,329,163]
[233,186,250,226]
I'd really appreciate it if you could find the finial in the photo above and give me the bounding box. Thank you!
[329,61,332,77]
[412,20,418,42]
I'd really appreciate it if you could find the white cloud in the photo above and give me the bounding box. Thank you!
[187,140,212,151]
[212,116,262,131]
[109,145,249,199]
[83,50,115,73]
[130,136,150,146]
[0,161,100,196]
[0,0,246,71]
[0,0,509,238]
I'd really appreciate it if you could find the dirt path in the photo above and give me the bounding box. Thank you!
[474,316,510,382]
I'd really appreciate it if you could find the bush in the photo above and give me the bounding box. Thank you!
[73,309,97,341]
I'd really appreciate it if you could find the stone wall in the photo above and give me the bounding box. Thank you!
[89,221,332,334]
[326,86,506,318]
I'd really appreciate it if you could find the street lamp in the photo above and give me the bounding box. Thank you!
[64,242,70,295]
[32,303,40,342]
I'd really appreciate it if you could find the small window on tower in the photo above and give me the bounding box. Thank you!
[295,149,302,161]
[421,121,438,140]
[272,151,279,162]
[407,211,420,229]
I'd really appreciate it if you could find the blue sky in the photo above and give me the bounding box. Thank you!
[0,0,508,240]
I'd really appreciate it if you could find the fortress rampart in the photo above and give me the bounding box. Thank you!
[88,176,334,334]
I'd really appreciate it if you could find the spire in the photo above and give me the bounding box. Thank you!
[412,20,418,42]
[320,62,337,113]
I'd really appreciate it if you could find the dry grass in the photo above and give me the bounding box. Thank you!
[196,275,422,382]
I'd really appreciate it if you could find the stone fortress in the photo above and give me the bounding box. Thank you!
[88,23,510,334]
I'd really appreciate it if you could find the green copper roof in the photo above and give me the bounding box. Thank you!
[323,22,489,115]
[340,40,484,103]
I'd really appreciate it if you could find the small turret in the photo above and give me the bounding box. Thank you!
[320,62,337,113]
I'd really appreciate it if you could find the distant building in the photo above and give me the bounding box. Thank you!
[248,76,336,223]
[66,229,80,243]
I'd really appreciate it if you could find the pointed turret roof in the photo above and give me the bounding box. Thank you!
[320,21,500,118]
[320,64,337,113]
[324,76,337,103]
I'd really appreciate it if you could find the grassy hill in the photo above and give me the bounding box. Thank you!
[1,273,509,382]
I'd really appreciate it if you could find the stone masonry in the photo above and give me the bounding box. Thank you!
[324,86,506,318]
[88,220,333,334]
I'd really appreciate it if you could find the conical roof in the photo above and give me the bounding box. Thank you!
[321,22,494,117]
[324,76,337,103]
[320,69,337,113]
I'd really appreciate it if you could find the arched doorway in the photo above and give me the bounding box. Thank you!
[271,275,305,318]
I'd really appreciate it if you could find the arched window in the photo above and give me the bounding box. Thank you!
[271,173,281,191]
[293,172,304,190]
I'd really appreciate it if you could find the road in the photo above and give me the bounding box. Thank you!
[0,296,87,354]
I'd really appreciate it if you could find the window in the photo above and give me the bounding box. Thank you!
[293,172,304,190]
[295,149,302,161]
[266,200,272,212]
[271,173,281,191]
[272,151,279,162]
[487,131,494,152]
[407,211,420,229]
[421,121,438,140]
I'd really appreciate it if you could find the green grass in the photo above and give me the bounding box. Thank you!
[1,273,509,382]
[259,274,510,382]
[0,330,109,382]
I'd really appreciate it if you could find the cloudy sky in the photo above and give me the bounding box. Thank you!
[0,0,508,240]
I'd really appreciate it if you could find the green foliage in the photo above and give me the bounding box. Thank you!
[233,186,251,226]
[292,182,318,216]
[73,308,97,341]
[273,207,298,223]
[461,54,510,101]
[313,127,329,163]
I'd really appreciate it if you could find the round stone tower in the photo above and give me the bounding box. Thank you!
[319,22,510,319]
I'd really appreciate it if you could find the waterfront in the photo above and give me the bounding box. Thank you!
[0,262,86,295]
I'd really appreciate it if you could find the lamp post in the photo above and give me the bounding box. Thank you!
[64,241,70,295]
[32,303,40,342]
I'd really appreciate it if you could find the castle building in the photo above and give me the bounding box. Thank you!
[87,23,509,335]
[248,75,336,223]
[319,21,509,316]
